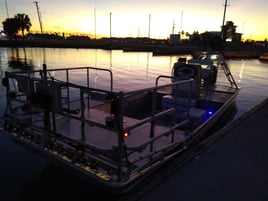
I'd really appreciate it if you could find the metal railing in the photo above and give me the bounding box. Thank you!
[3,67,194,184]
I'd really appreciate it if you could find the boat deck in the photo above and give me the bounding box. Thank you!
[2,59,239,193]
[52,107,187,152]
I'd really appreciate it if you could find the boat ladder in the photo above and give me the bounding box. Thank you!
[219,55,238,89]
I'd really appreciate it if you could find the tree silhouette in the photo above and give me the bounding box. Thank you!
[2,18,19,39]
[2,13,32,39]
[14,13,32,39]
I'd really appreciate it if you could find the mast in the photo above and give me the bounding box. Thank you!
[34,1,43,34]
[180,10,183,34]
[221,0,228,39]
[5,0,9,18]
[172,18,175,34]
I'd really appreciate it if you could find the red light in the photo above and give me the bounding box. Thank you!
[123,132,129,137]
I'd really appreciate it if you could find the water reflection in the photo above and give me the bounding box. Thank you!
[8,57,34,70]
[238,60,245,83]
[8,48,34,70]
[1,47,268,118]
[110,50,112,68]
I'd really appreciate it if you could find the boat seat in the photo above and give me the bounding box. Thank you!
[162,95,196,107]
[161,95,196,118]
[161,95,206,122]
[186,107,206,120]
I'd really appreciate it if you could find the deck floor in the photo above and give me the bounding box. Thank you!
[49,107,188,161]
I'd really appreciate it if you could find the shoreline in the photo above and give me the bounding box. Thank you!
[1,39,268,58]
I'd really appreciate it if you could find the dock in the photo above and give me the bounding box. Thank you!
[1,97,268,200]
[134,97,268,201]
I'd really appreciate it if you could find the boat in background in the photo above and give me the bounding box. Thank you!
[191,50,261,59]
[1,51,239,194]
[259,52,268,62]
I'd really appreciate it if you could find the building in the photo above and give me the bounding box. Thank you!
[221,21,242,42]
[197,21,242,43]
[169,34,181,45]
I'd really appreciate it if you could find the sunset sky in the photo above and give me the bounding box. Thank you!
[0,0,267,40]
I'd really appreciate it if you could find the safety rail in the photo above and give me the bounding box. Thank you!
[3,67,194,185]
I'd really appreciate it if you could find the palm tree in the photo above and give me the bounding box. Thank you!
[2,18,19,39]
[14,13,32,39]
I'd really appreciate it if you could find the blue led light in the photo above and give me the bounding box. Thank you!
[207,110,214,116]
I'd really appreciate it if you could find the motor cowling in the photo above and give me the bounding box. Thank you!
[171,63,202,98]
[172,63,198,80]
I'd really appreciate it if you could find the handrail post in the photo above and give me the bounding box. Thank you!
[80,90,86,141]
[149,88,157,152]
[114,91,126,181]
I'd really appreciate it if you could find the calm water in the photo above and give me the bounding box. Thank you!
[1,47,268,119]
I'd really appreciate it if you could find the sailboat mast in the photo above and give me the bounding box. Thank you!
[172,18,175,34]
[180,10,183,34]
[34,1,43,34]
[222,0,228,28]
[221,0,228,39]
[5,0,9,18]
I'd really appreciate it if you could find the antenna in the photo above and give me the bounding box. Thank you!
[34,1,43,34]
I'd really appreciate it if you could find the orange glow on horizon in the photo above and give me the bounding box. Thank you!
[1,0,267,41]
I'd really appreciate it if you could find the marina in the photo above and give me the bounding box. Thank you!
[1,47,265,199]
[1,0,268,199]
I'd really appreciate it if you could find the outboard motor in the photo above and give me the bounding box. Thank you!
[172,62,202,98]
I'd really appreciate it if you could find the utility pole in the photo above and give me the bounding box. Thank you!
[148,13,151,38]
[94,7,96,39]
[34,1,43,34]
[109,12,112,47]
[109,12,112,38]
